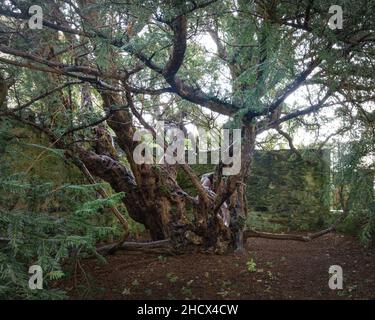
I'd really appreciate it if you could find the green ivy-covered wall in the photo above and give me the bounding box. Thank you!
[246,150,331,232]
[177,149,331,232]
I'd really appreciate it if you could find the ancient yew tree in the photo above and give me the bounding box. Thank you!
[0,0,374,253]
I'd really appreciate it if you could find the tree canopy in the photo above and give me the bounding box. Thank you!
[0,0,374,299]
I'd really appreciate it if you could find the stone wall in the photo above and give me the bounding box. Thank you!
[246,149,331,232]
[177,149,331,232]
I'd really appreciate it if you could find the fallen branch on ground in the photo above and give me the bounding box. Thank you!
[244,226,335,242]
[244,208,348,242]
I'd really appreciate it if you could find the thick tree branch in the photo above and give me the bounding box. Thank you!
[245,58,322,120]
[125,91,210,206]
[257,91,334,134]
[163,15,188,82]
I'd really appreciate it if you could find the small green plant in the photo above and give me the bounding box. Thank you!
[246,259,257,272]
[166,272,178,283]
[157,255,167,263]
[167,293,176,300]
[181,286,193,298]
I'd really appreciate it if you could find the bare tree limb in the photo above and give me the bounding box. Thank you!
[244,208,349,242]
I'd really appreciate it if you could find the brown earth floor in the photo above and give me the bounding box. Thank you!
[62,233,375,300]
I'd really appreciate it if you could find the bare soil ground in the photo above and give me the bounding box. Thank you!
[62,233,375,300]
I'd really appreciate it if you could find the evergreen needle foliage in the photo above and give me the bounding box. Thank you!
[0,131,124,299]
